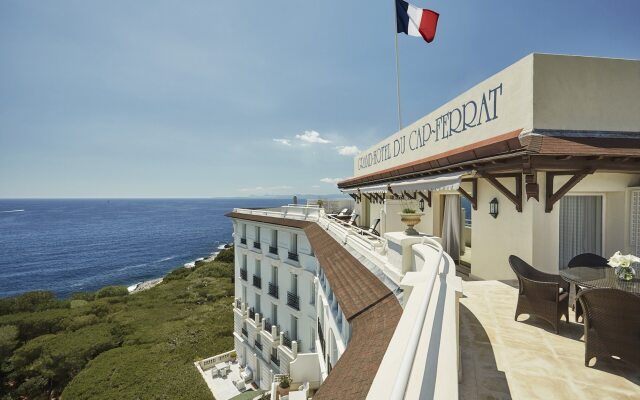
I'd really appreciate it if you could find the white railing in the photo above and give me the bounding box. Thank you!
[321,214,387,252]
[199,350,236,370]
[390,237,443,399]
[368,237,461,400]
[233,204,322,221]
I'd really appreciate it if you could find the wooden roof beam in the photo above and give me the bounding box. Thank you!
[458,179,478,210]
[545,168,595,212]
[481,172,523,212]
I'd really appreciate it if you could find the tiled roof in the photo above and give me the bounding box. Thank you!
[313,295,402,400]
[522,134,640,156]
[338,129,523,188]
[304,223,394,321]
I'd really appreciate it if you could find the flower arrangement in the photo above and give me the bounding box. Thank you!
[608,251,640,281]
[608,251,640,268]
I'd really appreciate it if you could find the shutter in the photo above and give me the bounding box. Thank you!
[631,190,640,255]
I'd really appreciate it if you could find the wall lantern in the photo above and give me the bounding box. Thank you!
[419,198,425,212]
[489,198,499,219]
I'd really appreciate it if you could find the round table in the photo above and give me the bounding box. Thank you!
[560,265,640,295]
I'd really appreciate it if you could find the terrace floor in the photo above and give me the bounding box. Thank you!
[459,280,640,399]
[195,360,260,400]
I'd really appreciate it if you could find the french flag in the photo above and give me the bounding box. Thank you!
[396,0,439,43]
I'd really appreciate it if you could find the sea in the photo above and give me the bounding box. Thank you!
[0,198,288,298]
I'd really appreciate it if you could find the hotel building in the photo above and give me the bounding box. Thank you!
[223,54,640,399]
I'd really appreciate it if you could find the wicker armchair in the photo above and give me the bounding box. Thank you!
[509,255,570,333]
[567,253,608,322]
[576,288,640,368]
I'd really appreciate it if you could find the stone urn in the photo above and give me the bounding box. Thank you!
[399,212,424,236]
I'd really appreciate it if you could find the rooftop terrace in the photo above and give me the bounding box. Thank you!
[459,280,640,399]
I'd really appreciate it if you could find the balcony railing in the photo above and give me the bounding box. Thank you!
[254,241,261,249]
[253,275,262,289]
[241,327,247,337]
[271,353,280,367]
[281,332,292,349]
[268,282,279,299]
[240,238,247,245]
[287,252,299,262]
[269,246,278,255]
[255,340,263,351]
[235,299,241,309]
[240,269,247,281]
[287,291,300,311]
[264,318,273,333]
[248,307,255,320]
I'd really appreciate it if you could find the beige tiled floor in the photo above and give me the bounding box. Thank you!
[459,280,640,400]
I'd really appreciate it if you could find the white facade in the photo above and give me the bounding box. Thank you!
[230,216,349,390]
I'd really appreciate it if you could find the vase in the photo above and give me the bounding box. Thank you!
[399,212,424,236]
[615,265,636,281]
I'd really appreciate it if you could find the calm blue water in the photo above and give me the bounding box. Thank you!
[0,198,287,298]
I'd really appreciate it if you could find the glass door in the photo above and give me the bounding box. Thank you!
[559,195,603,268]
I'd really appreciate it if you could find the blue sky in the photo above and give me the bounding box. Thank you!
[1,1,639,198]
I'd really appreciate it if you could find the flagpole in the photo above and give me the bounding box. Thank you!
[393,0,403,131]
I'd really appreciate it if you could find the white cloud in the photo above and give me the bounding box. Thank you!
[320,177,343,184]
[273,138,292,146]
[336,145,360,156]
[295,130,331,144]
[239,185,293,193]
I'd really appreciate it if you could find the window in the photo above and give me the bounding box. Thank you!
[255,259,261,277]
[291,273,298,295]
[242,224,247,238]
[242,254,247,269]
[559,195,604,268]
[291,233,298,254]
[630,189,640,255]
[255,293,261,314]
[309,326,316,352]
[271,265,278,284]
[255,226,261,242]
[291,315,298,341]
[242,285,247,303]
[271,229,278,246]
[272,303,278,326]
[310,280,316,305]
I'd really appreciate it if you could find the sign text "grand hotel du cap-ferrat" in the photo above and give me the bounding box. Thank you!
[357,83,503,171]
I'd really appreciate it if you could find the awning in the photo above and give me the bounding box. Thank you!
[341,183,388,194]
[389,170,470,192]
[341,170,471,195]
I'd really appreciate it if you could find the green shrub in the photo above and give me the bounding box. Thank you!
[95,286,128,299]
[70,300,89,309]
[0,325,19,360]
[71,292,96,302]
[0,291,66,315]
[1,256,236,399]
[164,267,192,282]
[214,246,234,263]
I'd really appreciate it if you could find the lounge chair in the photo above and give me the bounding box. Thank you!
[334,209,353,222]
[508,255,570,333]
[567,253,608,322]
[577,288,640,368]
[359,218,380,236]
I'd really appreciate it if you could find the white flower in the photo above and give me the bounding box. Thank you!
[608,251,640,268]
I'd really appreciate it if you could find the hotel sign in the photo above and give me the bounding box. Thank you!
[358,84,503,171]
[353,55,535,177]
